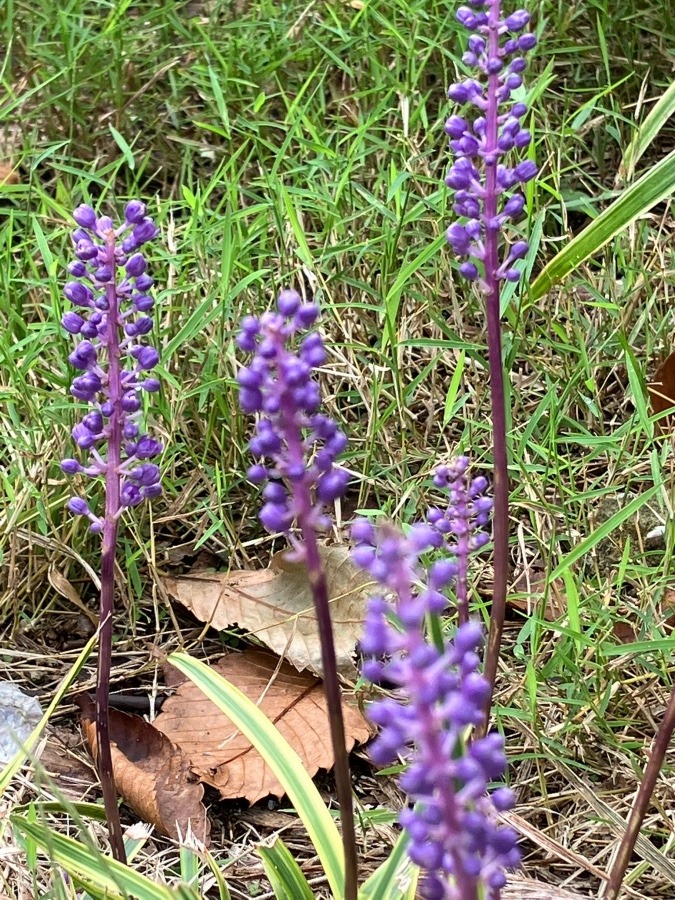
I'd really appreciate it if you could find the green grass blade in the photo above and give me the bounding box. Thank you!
[620,79,675,179]
[10,817,192,900]
[0,634,96,796]
[168,652,344,899]
[549,483,661,580]
[359,831,418,900]
[530,149,675,299]
[258,837,315,900]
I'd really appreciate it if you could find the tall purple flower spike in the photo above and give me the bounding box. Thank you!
[60,201,161,863]
[352,468,519,900]
[445,1,537,287]
[236,291,359,900]
[444,1,538,725]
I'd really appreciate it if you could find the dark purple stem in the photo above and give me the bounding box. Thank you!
[479,0,510,735]
[603,684,675,899]
[282,423,358,898]
[96,231,126,864]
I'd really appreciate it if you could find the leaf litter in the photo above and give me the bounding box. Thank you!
[154,647,373,804]
[162,544,373,678]
[78,695,211,845]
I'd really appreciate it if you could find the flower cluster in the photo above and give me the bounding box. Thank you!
[61,203,162,531]
[427,457,493,623]
[351,465,519,899]
[445,0,538,285]
[236,290,349,545]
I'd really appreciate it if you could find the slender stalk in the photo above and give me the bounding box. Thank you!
[603,684,675,899]
[95,232,126,864]
[301,530,359,900]
[479,0,510,734]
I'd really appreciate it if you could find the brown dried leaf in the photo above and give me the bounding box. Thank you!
[78,696,210,845]
[0,163,20,185]
[162,544,372,677]
[612,588,675,644]
[508,563,566,621]
[649,350,675,432]
[155,648,373,804]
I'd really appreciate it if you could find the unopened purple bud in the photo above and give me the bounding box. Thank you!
[505,9,530,31]
[448,82,470,104]
[133,295,154,312]
[510,240,529,260]
[73,205,97,229]
[486,57,503,74]
[510,57,527,74]
[133,217,159,244]
[68,497,90,516]
[444,115,468,139]
[300,332,327,367]
[456,6,476,27]
[317,468,350,502]
[82,410,103,432]
[142,378,161,392]
[121,392,141,412]
[136,436,163,459]
[132,345,160,370]
[134,274,154,291]
[294,303,319,328]
[61,458,82,475]
[62,311,85,334]
[134,316,153,336]
[68,261,88,277]
[504,268,521,282]
[260,502,292,533]
[124,200,147,224]
[64,282,93,307]
[277,289,302,317]
[517,33,537,51]
[121,483,143,507]
[126,253,147,277]
[459,262,479,280]
[95,216,114,236]
[514,159,538,183]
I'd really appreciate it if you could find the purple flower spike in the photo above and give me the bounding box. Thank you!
[61,204,163,517]
[444,0,538,287]
[237,292,360,898]
[236,291,349,546]
[351,466,519,899]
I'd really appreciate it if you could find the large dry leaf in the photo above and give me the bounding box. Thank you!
[79,696,210,845]
[508,561,566,621]
[163,544,372,677]
[154,648,372,804]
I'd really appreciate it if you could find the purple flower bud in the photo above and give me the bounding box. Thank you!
[125,254,147,277]
[505,9,530,30]
[135,436,163,459]
[445,115,469,139]
[64,282,93,307]
[121,483,143,507]
[73,205,97,229]
[124,200,147,224]
[68,497,90,516]
[316,468,350,502]
[82,411,103,433]
[134,274,154,291]
[277,289,302,317]
[142,378,161,392]
[62,312,85,334]
[68,261,88,277]
[133,294,154,312]
[517,33,537,51]
[132,345,160,370]
[133,217,159,244]
[95,216,114,237]
[514,159,538,182]
[459,261,479,279]
[61,458,82,475]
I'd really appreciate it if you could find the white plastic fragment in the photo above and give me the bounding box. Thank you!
[0,682,43,765]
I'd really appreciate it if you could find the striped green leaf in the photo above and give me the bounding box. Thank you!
[258,837,315,900]
[620,79,675,180]
[530,149,675,300]
[168,652,344,899]
[359,831,418,900]
[10,817,197,900]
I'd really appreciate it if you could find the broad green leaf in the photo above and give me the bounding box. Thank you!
[10,817,194,900]
[360,831,418,900]
[0,634,96,796]
[529,149,675,300]
[549,483,661,580]
[258,837,315,900]
[168,652,344,899]
[620,79,675,180]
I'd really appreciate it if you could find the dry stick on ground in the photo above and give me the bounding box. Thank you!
[602,684,675,899]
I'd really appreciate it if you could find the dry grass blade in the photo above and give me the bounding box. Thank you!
[504,875,590,899]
